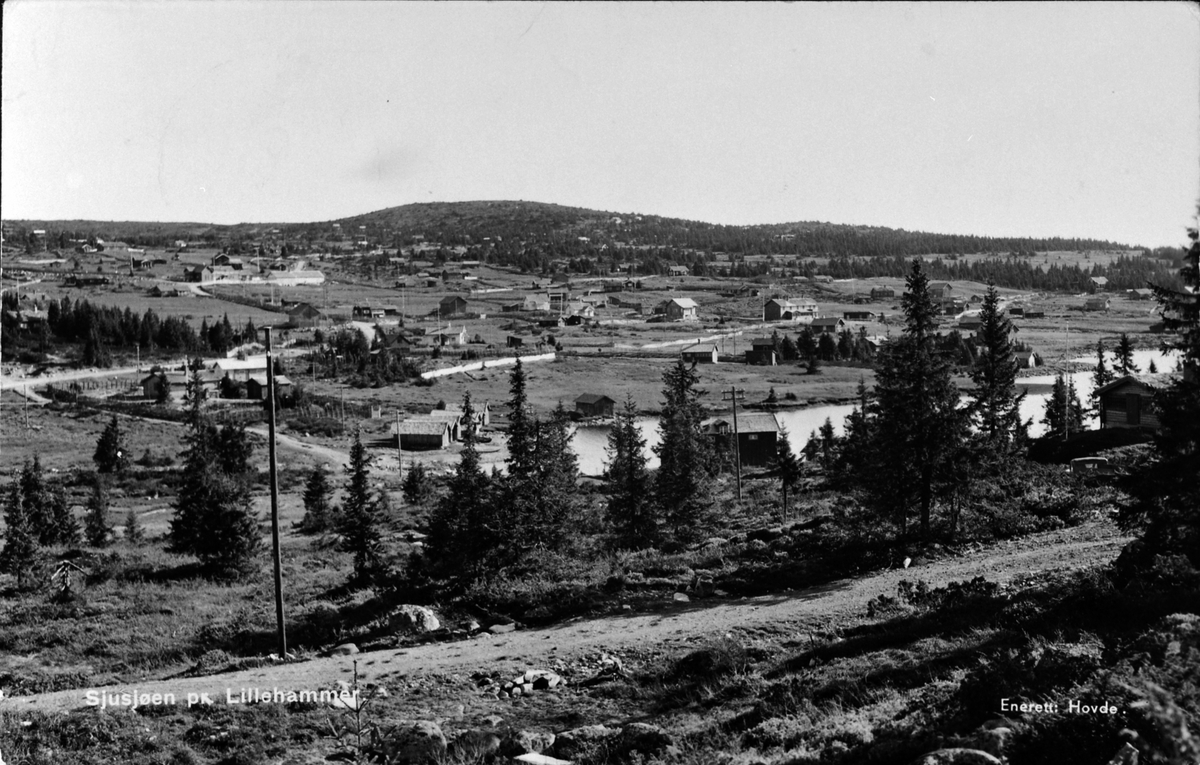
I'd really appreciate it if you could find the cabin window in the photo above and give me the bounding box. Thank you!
[747,434,759,441]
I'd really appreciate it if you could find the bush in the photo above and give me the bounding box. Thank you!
[286,416,344,437]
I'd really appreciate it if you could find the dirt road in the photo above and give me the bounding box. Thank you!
[5,522,1127,714]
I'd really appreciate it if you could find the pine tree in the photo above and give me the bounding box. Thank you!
[504,358,536,482]
[968,284,1024,445]
[47,487,79,547]
[300,467,333,533]
[0,480,40,587]
[654,358,712,538]
[339,430,385,584]
[775,428,802,521]
[526,402,580,550]
[85,474,111,547]
[818,417,836,470]
[1115,333,1139,375]
[93,415,130,474]
[19,456,53,545]
[606,396,653,548]
[866,259,967,540]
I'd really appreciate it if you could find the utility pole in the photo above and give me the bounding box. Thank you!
[722,386,746,500]
[262,327,287,658]
[396,411,403,484]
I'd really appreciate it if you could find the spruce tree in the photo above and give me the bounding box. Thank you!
[968,284,1024,445]
[0,480,39,588]
[1115,333,1139,375]
[339,430,384,583]
[85,474,111,547]
[867,259,966,540]
[654,358,712,538]
[48,488,80,547]
[94,415,130,474]
[124,508,144,545]
[1041,373,1085,439]
[401,462,430,505]
[1091,340,1114,414]
[505,358,536,482]
[19,456,52,545]
[428,392,494,582]
[300,467,333,533]
[1122,220,1200,571]
[775,428,802,521]
[606,396,653,548]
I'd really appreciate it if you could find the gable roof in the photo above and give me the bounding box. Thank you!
[1094,373,1176,397]
[703,412,781,434]
[395,419,452,436]
[439,295,468,305]
[575,393,615,405]
[665,297,698,309]
[681,342,719,354]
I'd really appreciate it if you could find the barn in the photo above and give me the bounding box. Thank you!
[680,342,719,364]
[392,419,452,450]
[246,374,294,402]
[439,295,469,317]
[745,338,778,366]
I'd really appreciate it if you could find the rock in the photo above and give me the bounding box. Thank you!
[554,725,619,759]
[969,727,1013,757]
[621,604,633,612]
[714,589,730,598]
[449,729,501,760]
[673,592,690,603]
[1106,742,1139,765]
[502,730,556,756]
[695,577,715,597]
[331,643,359,656]
[379,721,446,765]
[747,539,769,552]
[389,605,440,634]
[466,620,481,633]
[617,722,673,757]
[488,623,517,635]
[912,748,1003,765]
[482,715,504,727]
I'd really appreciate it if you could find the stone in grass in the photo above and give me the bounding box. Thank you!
[377,720,446,765]
[449,729,501,761]
[389,605,440,634]
[553,725,619,759]
[912,749,1003,765]
[673,592,690,603]
[617,723,673,757]
[488,623,517,635]
[501,729,556,756]
[330,643,359,656]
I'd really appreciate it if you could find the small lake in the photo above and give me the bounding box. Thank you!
[569,349,1179,476]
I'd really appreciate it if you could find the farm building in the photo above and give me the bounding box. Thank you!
[811,317,846,334]
[929,282,954,300]
[287,303,325,328]
[212,357,268,382]
[1096,374,1173,432]
[506,335,524,348]
[140,372,188,400]
[575,393,616,418]
[1022,308,1046,319]
[1084,297,1111,312]
[745,338,778,366]
[1089,276,1109,291]
[565,302,595,319]
[763,298,818,323]
[443,401,490,430]
[702,412,782,467]
[392,419,453,450]
[681,342,720,364]
[429,326,467,346]
[843,310,877,321]
[267,270,325,286]
[353,305,385,319]
[668,265,690,277]
[537,317,564,329]
[657,297,699,321]
[957,315,984,331]
[246,374,294,402]
[521,295,551,312]
[211,254,245,269]
[870,286,895,300]
[1127,288,1154,300]
[439,295,470,317]
[147,285,183,298]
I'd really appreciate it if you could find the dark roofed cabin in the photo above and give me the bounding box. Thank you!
[703,412,782,467]
[575,393,616,418]
[1095,374,1172,432]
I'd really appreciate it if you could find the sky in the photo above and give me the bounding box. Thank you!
[2,1,1198,247]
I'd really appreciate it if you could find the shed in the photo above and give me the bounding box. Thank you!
[843,310,877,321]
[1084,297,1110,312]
[811,317,846,333]
[745,338,778,366]
[141,372,188,399]
[429,326,467,346]
[680,342,719,364]
[763,298,817,323]
[870,286,895,300]
[575,393,616,418]
[668,265,690,277]
[212,357,269,381]
[392,419,452,450]
[1095,374,1173,431]
[288,303,325,328]
[246,374,293,402]
[929,282,954,300]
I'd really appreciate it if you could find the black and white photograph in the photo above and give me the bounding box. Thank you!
[1,2,1198,763]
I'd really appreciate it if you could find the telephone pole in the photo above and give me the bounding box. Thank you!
[262,327,287,658]
[722,386,746,500]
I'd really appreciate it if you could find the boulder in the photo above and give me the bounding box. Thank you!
[449,729,501,761]
[389,605,440,634]
[331,643,359,656]
[379,720,446,765]
[969,727,1013,758]
[502,730,556,756]
[553,724,619,759]
[673,592,690,603]
[617,722,673,757]
[488,623,517,635]
[912,748,1003,765]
